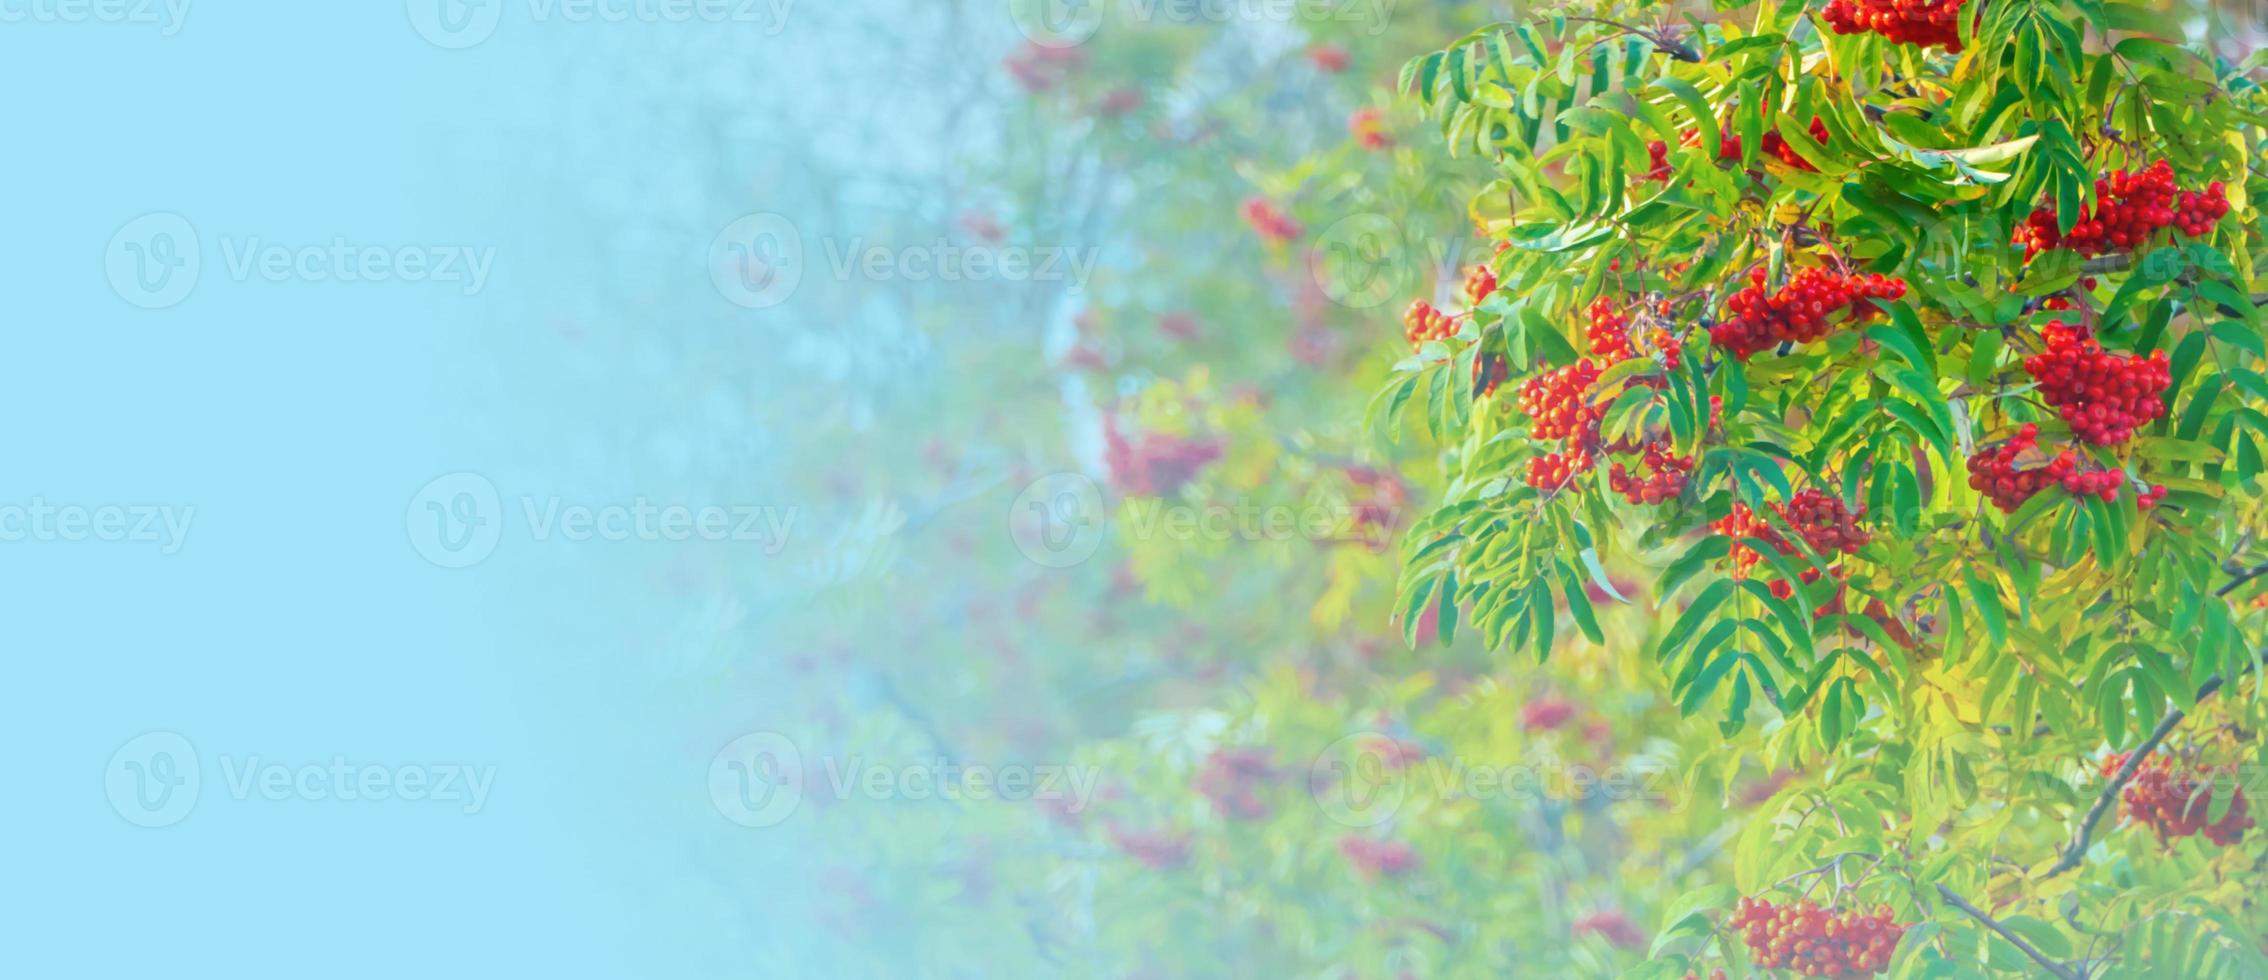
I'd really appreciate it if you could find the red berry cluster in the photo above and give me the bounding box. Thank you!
[1361,732,1428,770]
[1711,267,1907,360]
[2104,752,2256,846]
[1308,44,1351,72]
[1963,423,2126,512]
[2024,321,2170,446]
[1644,139,1673,183]
[1588,295,1684,369]
[1520,695,1577,732]
[1570,909,1646,949]
[1403,299,1457,349]
[1193,747,1281,821]
[1103,416,1222,497]
[2014,161,2228,259]
[1519,359,1606,441]
[1821,0,1965,50]
[1158,311,1201,341]
[1783,489,1873,557]
[1610,441,1694,504]
[1465,263,1499,305]
[1525,447,1597,492]
[1521,298,1693,496]
[1350,107,1392,149]
[1588,295,1636,361]
[958,210,1006,242]
[1731,898,1907,977]
[1105,822,1192,869]
[1717,116,1833,171]
[1096,87,1144,117]
[1241,196,1302,244]
[1713,502,1789,579]
[1337,835,1420,879]
[1714,492,1870,602]
[1003,41,1085,93]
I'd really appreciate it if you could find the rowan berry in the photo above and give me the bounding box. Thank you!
[1782,489,1871,556]
[1350,107,1391,150]
[1821,0,1966,49]
[1465,263,1499,305]
[1518,359,1605,441]
[1193,747,1281,821]
[1403,299,1457,349]
[1338,835,1420,878]
[1714,115,1833,171]
[2013,160,2227,260]
[1643,139,1672,183]
[1609,440,1693,504]
[2103,751,2255,846]
[2022,321,2169,446]
[1730,896,1907,977]
[1587,296,1683,369]
[1711,266,1906,359]
[1104,416,1222,497]
[1241,197,1302,244]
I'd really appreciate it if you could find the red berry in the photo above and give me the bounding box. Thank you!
[1711,266,1905,359]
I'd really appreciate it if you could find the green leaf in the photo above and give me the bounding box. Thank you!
[1401,572,1441,649]
[1964,570,2008,648]
[1653,77,1719,159]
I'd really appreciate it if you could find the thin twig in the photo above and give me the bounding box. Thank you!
[1935,883,2082,980]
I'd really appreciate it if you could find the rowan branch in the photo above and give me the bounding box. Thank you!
[2213,559,2268,597]
[2043,668,2242,879]
[1935,884,2082,980]
[2043,558,2265,878]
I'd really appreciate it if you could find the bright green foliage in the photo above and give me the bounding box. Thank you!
[1380,0,2268,975]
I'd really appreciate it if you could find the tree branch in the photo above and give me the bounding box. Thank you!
[2042,670,2236,879]
[1935,883,2082,980]
[2044,558,2268,878]
[2213,559,2268,597]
